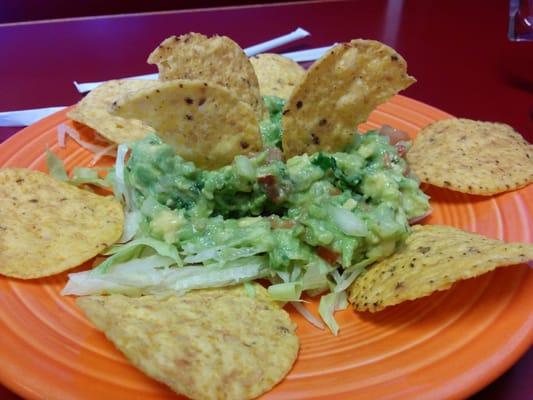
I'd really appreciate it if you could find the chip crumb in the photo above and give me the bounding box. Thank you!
[77,284,299,400]
[348,224,533,312]
[407,118,533,195]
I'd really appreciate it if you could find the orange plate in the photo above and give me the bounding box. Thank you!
[0,96,531,400]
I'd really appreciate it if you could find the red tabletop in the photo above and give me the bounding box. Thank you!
[0,0,531,398]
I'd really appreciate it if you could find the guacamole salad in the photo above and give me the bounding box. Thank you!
[62,97,430,334]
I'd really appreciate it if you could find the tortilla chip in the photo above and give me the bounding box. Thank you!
[281,40,415,158]
[77,284,299,400]
[147,33,263,119]
[407,118,533,195]
[348,224,533,312]
[68,79,158,144]
[0,168,123,279]
[250,53,305,100]
[110,80,262,169]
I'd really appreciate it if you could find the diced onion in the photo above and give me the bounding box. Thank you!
[329,206,368,236]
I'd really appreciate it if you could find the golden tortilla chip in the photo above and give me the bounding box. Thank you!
[349,224,533,312]
[68,79,158,144]
[110,80,262,169]
[77,284,299,400]
[407,118,533,195]
[147,33,263,119]
[281,40,415,158]
[0,168,123,279]
[250,53,305,100]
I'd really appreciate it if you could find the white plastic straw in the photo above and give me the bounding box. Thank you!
[244,27,310,56]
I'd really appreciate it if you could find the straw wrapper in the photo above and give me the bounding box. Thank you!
[74,27,311,93]
[0,106,66,127]
[0,34,337,127]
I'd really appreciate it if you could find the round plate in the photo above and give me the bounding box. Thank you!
[0,96,531,400]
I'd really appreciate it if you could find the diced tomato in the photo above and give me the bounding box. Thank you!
[257,175,276,186]
[329,187,342,195]
[379,124,410,145]
[258,174,284,203]
[269,217,296,229]
[395,143,407,157]
[316,246,339,264]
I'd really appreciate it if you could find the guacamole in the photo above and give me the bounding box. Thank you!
[68,96,429,333]
[259,96,285,148]
[120,98,425,311]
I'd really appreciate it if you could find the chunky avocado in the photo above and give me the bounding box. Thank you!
[125,114,429,280]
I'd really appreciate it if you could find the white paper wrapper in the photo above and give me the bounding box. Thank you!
[73,73,158,93]
[74,28,311,94]
[72,44,334,95]
[282,44,336,62]
[1,37,339,127]
[0,106,66,127]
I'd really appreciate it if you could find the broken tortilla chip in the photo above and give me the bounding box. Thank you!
[349,224,533,312]
[68,79,158,144]
[250,53,305,100]
[282,39,415,158]
[0,168,123,279]
[109,80,262,169]
[148,33,263,119]
[77,284,299,400]
[407,118,533,195]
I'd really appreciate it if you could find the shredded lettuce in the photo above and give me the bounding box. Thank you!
[63,255,269,296]
[318,292,341,335]
[120,210,142,243]
[291,302,325,329]
[172,256,269,293]
[94,237,182,274]
[62,255,176,296]
[46,149,68,181]
[268,282,303,302]
[46,149,111,188]
[114,143,131,205]
[302,261,332,291]
[70,167,110,188]
[60,130,431,335]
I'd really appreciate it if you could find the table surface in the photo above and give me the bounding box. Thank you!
[0,0,531,398]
